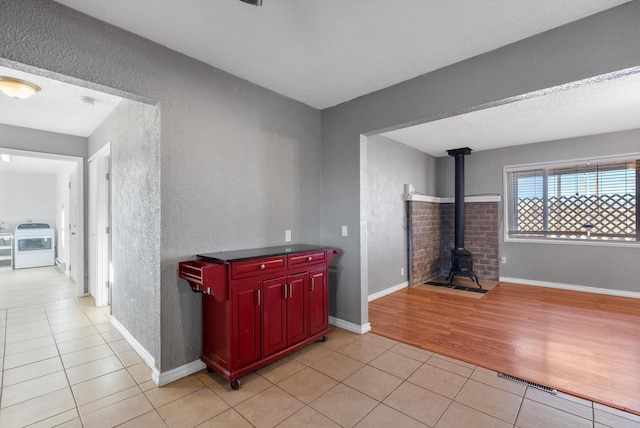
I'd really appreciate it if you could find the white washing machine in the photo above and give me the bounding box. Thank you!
[14,223,55,269]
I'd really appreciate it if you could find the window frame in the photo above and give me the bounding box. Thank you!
[503,153,640,248]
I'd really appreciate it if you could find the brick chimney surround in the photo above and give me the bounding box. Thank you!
[408,194,500,286]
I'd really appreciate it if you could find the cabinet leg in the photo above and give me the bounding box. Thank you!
[230,378,241,390]
[321,335,328,342]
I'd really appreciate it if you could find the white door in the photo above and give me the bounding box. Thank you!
[69,171,78,283]
[88,158,97,299]
[89,144,111,307]
[61,173,71,277]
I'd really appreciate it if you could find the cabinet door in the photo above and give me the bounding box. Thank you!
[309,268,329,336]
[262,276,287,357]
[287,273,309,346]
[231,281,261,368]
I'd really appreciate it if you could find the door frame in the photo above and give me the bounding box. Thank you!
[0,147,85,297]
[88,142,111,306]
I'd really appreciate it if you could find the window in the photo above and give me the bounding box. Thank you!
[506,155,639,243]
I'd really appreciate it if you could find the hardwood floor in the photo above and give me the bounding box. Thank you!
[368,282,640,416]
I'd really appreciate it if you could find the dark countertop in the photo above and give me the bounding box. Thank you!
[197,244,330,263]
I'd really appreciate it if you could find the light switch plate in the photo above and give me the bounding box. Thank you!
[285,230,291,242]
[341,225,348,237]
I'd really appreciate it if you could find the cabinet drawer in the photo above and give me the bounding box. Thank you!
[179,260,228,301]
[288,251,326,269]
[231,256,286,280]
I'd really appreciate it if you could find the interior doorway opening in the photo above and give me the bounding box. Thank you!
[0,148,85,297]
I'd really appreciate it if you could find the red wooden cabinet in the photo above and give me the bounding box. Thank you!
[231,281,261,368]
[309,268,329,336]
[261,276,288,356]
[262,273,310,357]
[179,245,337,390]
[286,273,310,347]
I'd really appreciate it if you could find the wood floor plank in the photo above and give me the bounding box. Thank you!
[368,282,640,415]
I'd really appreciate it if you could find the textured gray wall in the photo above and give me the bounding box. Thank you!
[321,1,640,326]
[0,124,88,158]
[365,135,435,296]
[89,100,161,363]
[1,0,321,372]
[435,129,640,290]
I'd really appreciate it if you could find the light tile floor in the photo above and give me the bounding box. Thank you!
[2,269,640,427]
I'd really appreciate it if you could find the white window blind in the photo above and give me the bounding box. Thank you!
[506,157,639,242]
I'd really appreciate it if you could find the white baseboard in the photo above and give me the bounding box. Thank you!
[110,316,157,378]
[368,281,408,302]
[500,277,640,300]
[153,359,206,387]
[329,316,371,334]
[110,316,206,386]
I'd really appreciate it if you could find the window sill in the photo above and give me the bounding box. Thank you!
[504,236,639,248]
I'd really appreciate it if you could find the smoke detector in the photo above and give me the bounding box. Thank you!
[79,96,95,106]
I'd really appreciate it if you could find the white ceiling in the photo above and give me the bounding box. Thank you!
[382,70,640,157]
[53,0,630,110]
[0,65,122,137]
[0,153,76,175]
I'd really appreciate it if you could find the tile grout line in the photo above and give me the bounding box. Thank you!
[513,385,528,428]
[46,298,82,426]
[434,370,473,426]
[0,309,6,408]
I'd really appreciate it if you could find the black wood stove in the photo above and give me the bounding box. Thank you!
[428,147,485,293]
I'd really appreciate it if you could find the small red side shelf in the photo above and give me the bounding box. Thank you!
[179,260,228,302]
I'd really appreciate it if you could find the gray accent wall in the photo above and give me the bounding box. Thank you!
[365,135,435,296]
[88,100,161,364]
[435,129,640,290]
[0,124,87,158]
[321,1,640,326]
[1,0,321,373]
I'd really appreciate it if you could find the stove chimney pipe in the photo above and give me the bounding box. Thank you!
[447,147,472,250]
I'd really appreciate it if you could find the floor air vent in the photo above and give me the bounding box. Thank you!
[497,372,558,395]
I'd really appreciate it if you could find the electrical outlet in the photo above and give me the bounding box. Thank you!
[401,267,405,276]
[285,230,291,242]
[500,256,507,264]
[341,225,348,237]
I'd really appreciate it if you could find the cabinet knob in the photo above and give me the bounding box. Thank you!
[307,256,313,261]
[260,264,266,270]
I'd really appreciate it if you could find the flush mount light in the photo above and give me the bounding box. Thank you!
[1,154,11,162]
[0,76,41,99]
[240,0,263,6]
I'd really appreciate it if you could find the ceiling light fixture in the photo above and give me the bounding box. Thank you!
[240,0,263,6]
[1,154,11,163]
[0,76,41,99]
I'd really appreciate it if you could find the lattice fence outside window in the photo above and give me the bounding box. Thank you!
[506,156,639,242]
